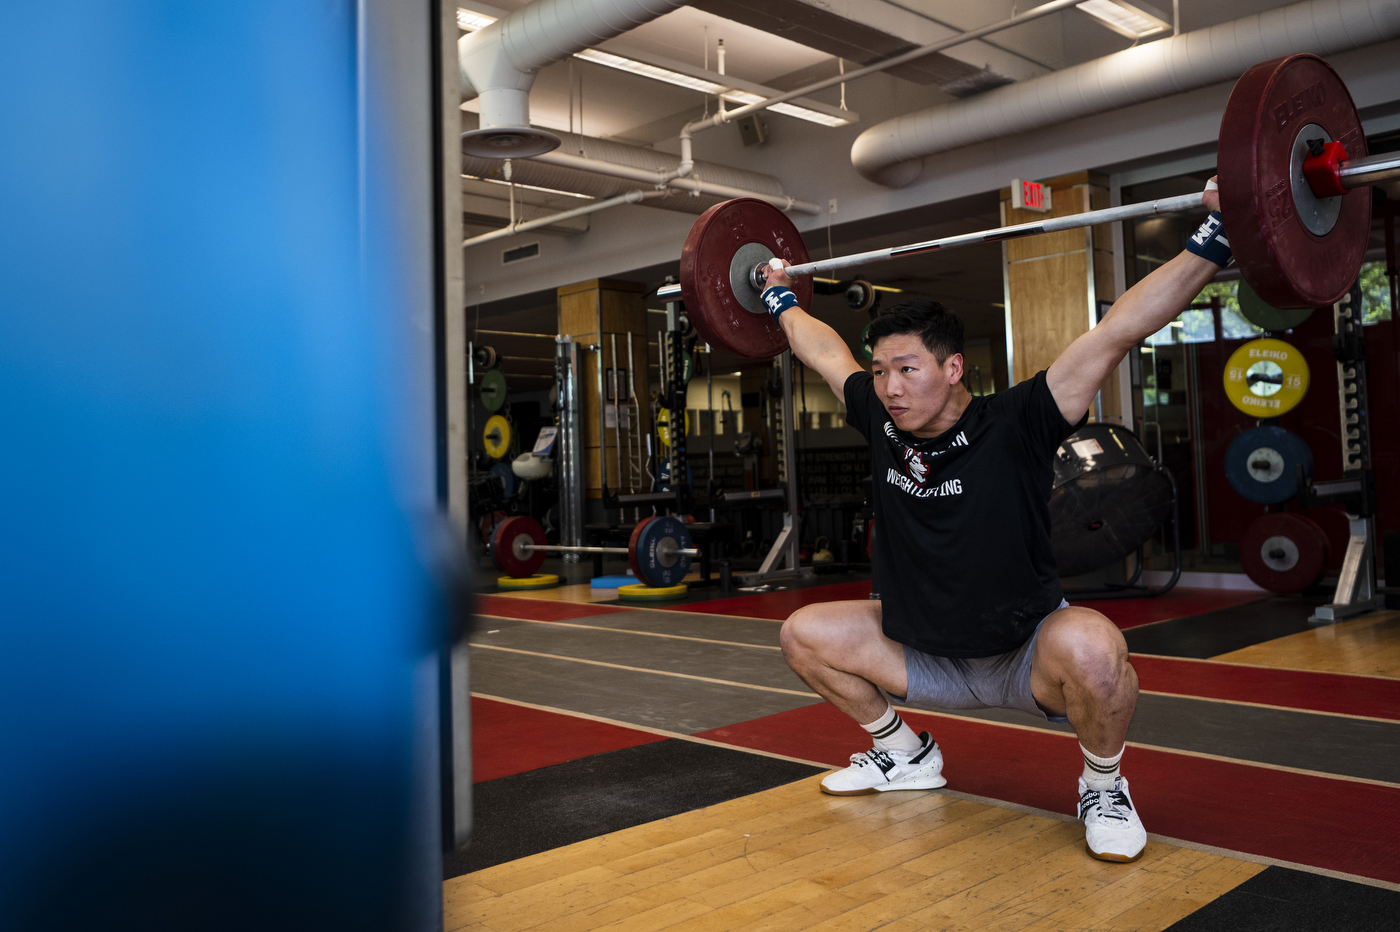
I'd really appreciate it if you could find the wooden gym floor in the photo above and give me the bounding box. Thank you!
[447,570,1400,931]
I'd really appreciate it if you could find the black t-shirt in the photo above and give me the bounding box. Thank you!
[844,369,1085,658]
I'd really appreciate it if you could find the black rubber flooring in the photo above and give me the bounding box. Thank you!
[1122,596,1321,658]
[446,739,822,877]
[1164,866,1400,931]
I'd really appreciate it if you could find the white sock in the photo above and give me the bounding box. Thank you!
[861,704,923,753]
[1081,744,1123,791]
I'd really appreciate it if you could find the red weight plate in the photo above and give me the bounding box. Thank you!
[491,516,546,578]
[627,516,656,582]
[1295,513,1333,567]
[1219,54,1370,309]
[1239,513,1326,594]
[679,198,813,359]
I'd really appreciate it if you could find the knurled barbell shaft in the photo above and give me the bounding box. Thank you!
[520,542,701,557]
[683,152,1400,292]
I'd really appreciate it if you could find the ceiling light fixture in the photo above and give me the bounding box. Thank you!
[1075,0,1171,39]
[573,49,850,127]
[456,9,496,31]
[463,174,594,199]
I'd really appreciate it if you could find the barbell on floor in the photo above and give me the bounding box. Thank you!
[657,54,1400,360]
[491,514,698,588]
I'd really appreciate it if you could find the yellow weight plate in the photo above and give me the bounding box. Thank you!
[617,583,688,600]
[655,409,690,448]
[1223,338,1310,417]
[483,414,512,459]
[497,573,560,590]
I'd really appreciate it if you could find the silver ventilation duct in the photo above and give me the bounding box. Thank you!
[851,0,1400,187]
[459,0,686,158]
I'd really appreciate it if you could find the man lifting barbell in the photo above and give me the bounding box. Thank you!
[762,178,1230,864]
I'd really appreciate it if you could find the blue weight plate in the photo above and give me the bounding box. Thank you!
[1224,426,1313,504]
[628,515,693,588]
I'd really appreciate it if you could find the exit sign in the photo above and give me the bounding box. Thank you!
[1012,179,1052,213]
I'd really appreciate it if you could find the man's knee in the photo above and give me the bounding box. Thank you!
[779,603,880,668]
[1039,608,1136,697]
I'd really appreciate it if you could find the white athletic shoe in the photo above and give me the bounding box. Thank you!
[820,732,947,796]
[1078,775,1147,862]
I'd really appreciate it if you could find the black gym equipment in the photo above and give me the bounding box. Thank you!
[1050,424,1180,599]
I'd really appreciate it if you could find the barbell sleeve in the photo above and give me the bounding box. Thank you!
[519,542,701,557]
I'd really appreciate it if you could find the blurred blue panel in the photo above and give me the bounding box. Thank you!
[0,3,439,928]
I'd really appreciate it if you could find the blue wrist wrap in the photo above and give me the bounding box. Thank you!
[1185,211,1233,267]
[761,285,799,320]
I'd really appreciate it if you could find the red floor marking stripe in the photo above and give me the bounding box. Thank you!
[1072,588,1264,630]
[669,580,874,620]
[475,594,633,622]
[1132,654,1400,721]
[695,703,1400,884]
[470,697,665,783]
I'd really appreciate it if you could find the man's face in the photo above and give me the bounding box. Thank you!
[870,332,963,437]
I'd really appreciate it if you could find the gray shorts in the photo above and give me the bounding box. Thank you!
[892,600,1070,724]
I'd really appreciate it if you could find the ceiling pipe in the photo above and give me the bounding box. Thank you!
[462,118,801,214]
[530,149,821,214]
[463,189,669,247]
[852,0,1400,187]
[680,0,1081,139]
[459,0,687,158]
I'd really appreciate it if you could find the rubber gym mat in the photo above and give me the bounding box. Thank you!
[469,697,665,783]
[936,691,1400,784]
[694,702,1400,884]
[1131,653,1400,721]
[470,649,822,734]
[474,593,633,622]
[444,739,823,877]
[1164,865,1400,931]
[1071,588,1265,630]
[470,617,803,692]
[1121,596,1319,658]
[664,579,874,619]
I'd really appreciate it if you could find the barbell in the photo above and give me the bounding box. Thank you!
[660,54,1400,360]
[490,514,698,588]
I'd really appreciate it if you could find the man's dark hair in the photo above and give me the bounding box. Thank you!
[866,300,964,364]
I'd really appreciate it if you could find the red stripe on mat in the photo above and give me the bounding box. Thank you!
[695,703,1400,884]
[669,581,874,619]
[475,594,633,621]
[471,696,664,782]
[665,582,1257,629]
[1072,588,1264,630]
[1132,654,1400,721]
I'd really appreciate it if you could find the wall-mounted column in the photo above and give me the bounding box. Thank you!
[1001,171,1121,422]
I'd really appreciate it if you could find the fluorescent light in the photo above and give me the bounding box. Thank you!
[1076,0,1170,38]
[456,9,496,31]
[575,48,727,96]
[574,49,850,127]
[462,173,594,199]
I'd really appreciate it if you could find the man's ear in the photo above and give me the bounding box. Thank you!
[945,352,964,385]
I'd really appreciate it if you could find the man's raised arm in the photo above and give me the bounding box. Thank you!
[1046,178,1228,424]
[761,260,864,404]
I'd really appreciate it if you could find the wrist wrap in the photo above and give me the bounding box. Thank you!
[1186,211,1233,267]
[761,285,799,320]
